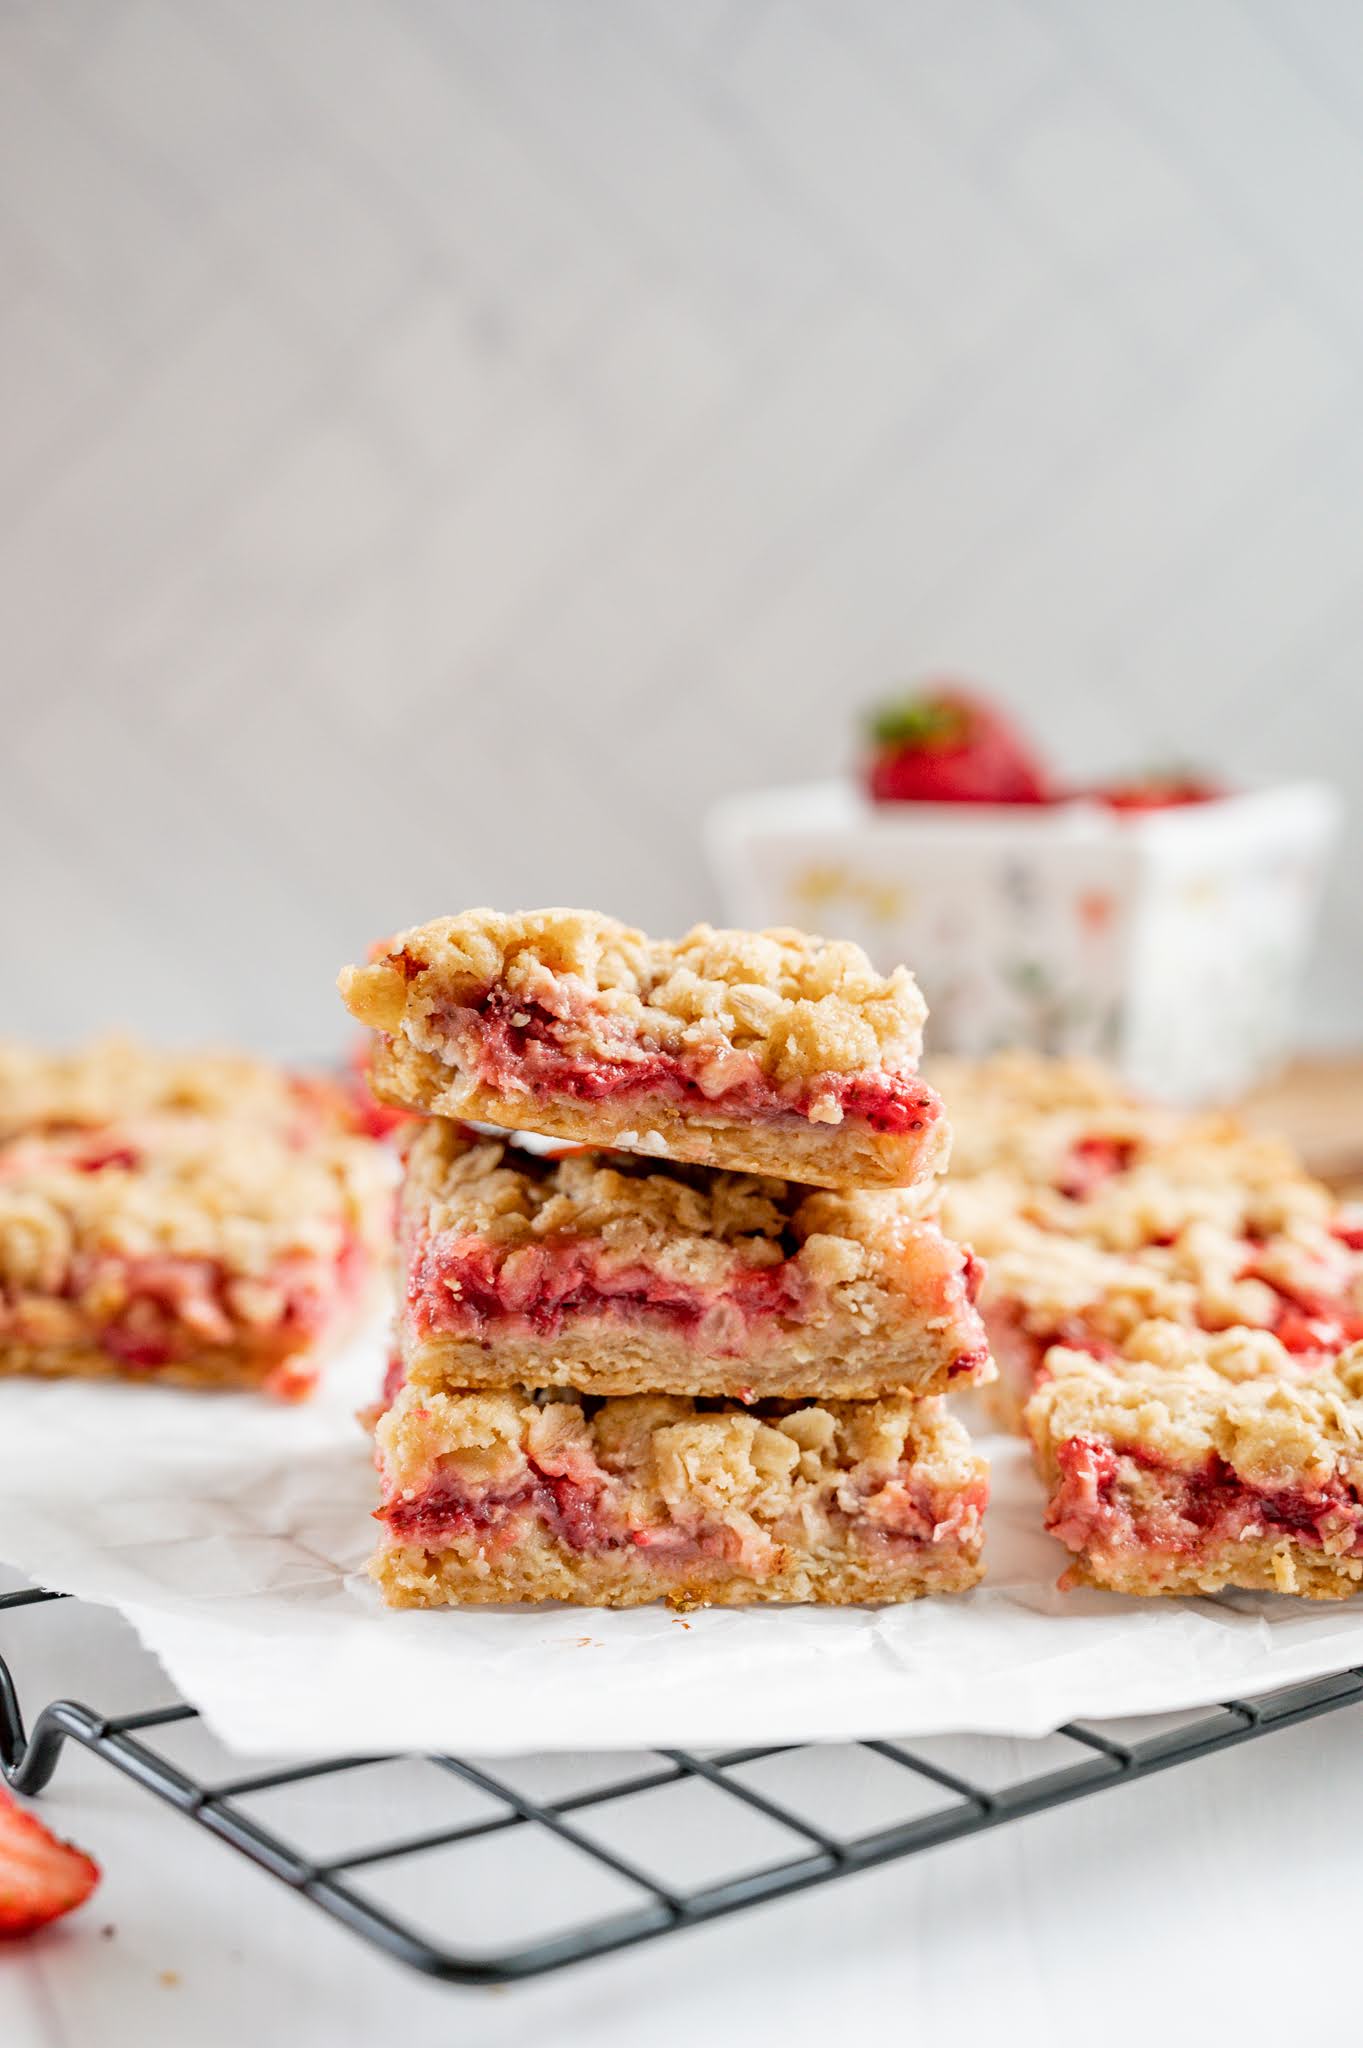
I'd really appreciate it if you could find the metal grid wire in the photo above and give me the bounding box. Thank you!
[3,1586,1362,1986]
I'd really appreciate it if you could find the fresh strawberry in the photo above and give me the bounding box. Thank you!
[1091,770,1223,813]
[0,1784,100,1938]
[865,686,1052,804]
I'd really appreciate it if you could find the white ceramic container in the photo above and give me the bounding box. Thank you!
[706,780,1340,1102]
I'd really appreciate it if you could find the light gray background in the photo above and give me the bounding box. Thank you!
[2,0,1360,1055]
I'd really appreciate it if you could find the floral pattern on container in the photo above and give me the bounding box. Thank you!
[707,781,1337,1103]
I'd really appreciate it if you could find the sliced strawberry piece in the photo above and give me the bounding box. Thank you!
[865,686,1052,805]
[0,1784,100,1939]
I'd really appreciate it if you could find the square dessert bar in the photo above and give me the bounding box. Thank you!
[936,1053,1359,1430]
[0,1113,387,1397]
[973,1191,1363,1432]
[340,909,949,1191]
[1027,1337,1363,1599]
[390,1120,991,1404]
[372,1383,988,1608]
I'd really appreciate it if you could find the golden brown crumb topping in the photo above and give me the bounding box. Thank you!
[341,908,927,1084]
[976,1207,1358,1353]
[0,1114,385,1294]
[929,1051,1147,1176]
[943,1133,1327,1258]
[401,1119,944,1295]
[378,1382,984,1561]
[935,1054,1354,1359]
[1028,1338,1363,1493]
[0,1036,341,1145]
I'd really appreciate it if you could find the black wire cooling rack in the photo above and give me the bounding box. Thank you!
[3,1584,1362,1986]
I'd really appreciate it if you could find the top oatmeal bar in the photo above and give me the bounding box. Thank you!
[340,909,948,1190]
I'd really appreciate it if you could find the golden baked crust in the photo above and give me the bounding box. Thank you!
[341,910,945,1190]
[1026,1340,1363,1598]
[372,1383,987,1608]
[374,1532,982,1607]
[0,1337,337,1400]
[393,1122,990,1400]
[0,1114,388,1395]
[373,1036,948,1190]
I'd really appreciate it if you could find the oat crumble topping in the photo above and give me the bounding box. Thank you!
[402,1118,941,1295]
[0,1036,344,1144]
[1029,1339,1363,1494]
[342,908,927,1085]
[0,1113,385,1360]
[377,1382,986,1553]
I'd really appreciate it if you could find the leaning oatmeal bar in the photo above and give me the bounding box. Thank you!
[340,910,948,1190]
[372,1383,987,1607]
[389,1120,991,1404]
[1027,1336,1363,1599]
[0,1114,386,1397]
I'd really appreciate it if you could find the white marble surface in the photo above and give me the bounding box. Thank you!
[1,1585,1358,2047]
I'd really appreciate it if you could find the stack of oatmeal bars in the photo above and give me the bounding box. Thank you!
[937,1054,1363,1600]
[341,909,994,1608]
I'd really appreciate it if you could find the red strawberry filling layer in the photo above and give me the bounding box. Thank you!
[377,1457,984,1570]
[406,1227,988,1373]
[1250,1259,1363,1356]
[407,1230,812,1352]
[435,988,939,1136]
[1,1236,363,1373]
[1047,1435,1363,1562]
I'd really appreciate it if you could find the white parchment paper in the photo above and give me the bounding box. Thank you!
[3,1320,1363,1756]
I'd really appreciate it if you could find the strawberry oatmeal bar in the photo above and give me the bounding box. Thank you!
[932,1053,1358,1429]
[389,1120,989,1404]
[0,1113,386,1396]
[341,910,948,1190]
[373,1382,987,1607]
[1028,1335,1363,1599]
